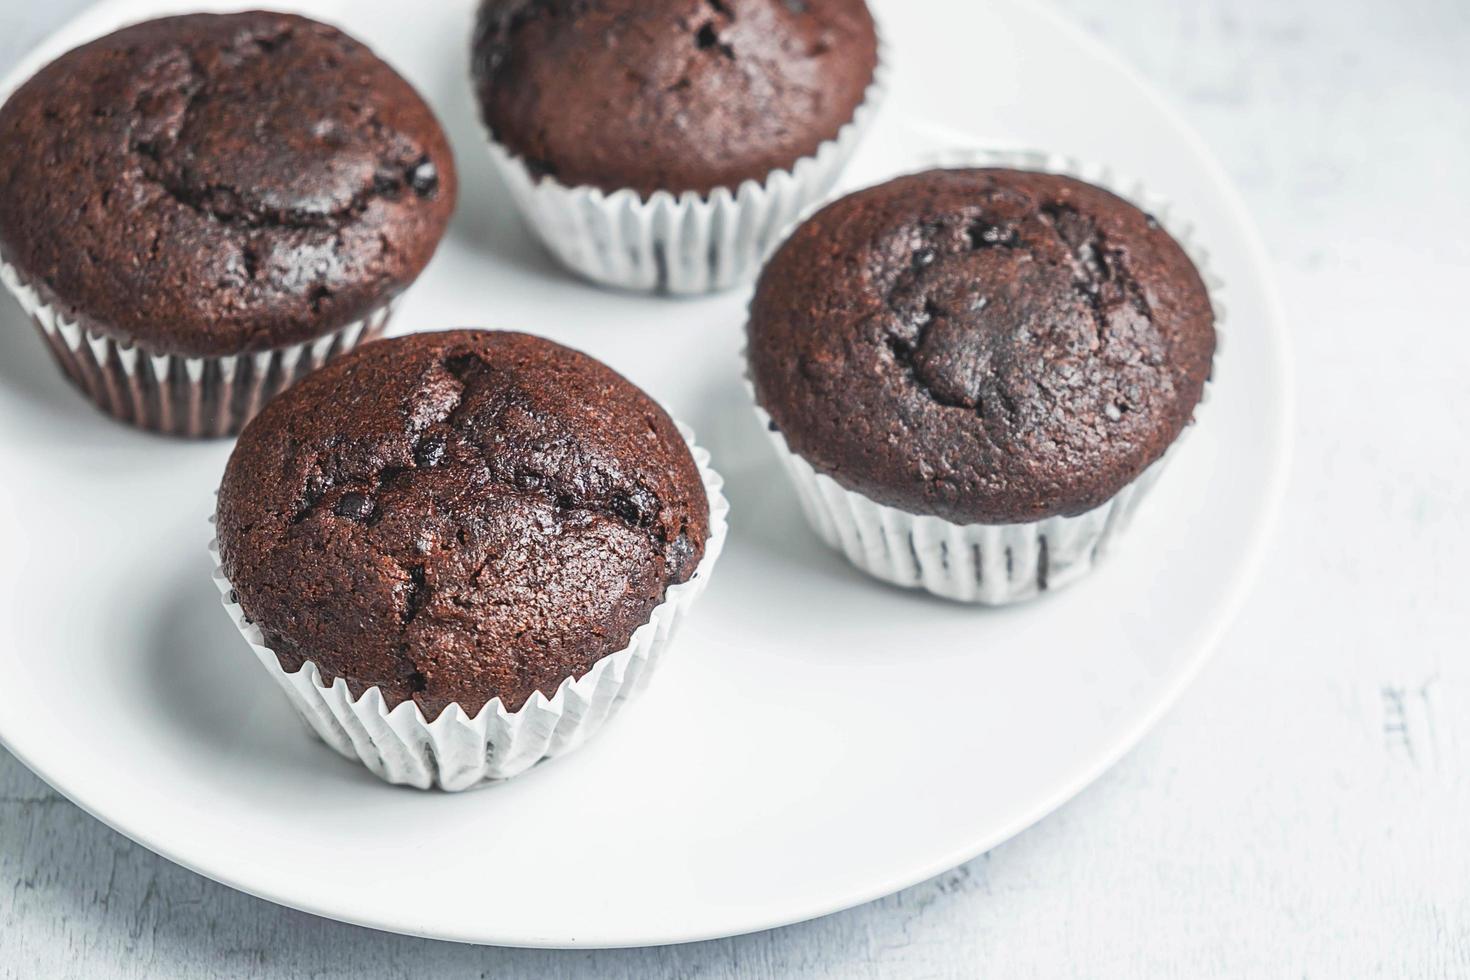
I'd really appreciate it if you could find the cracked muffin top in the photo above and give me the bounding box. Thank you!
[215,330,710,718]
[0,12,456,357]
[471,0,879,197]
[748,168,1216,525]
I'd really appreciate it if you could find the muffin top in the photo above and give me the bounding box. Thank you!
[471,0,879,197]
[748,168,1216,525]
[0,12,456,357]
[216,330,710,718]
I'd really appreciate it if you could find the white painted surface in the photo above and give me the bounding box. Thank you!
[1,0,1466,975]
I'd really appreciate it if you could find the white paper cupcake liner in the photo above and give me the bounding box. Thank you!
[750,148,1225,605]
[210,421,729,791]
[483,46,889,296]
[0,258,393,437]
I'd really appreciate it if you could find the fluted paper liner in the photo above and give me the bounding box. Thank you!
[210,422,728,790]
[751,148,1225,605]
[0,259,392,437]
[483,44,890,295]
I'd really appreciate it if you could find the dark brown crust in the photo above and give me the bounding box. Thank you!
[748,168,1216,525]
[216,330,710,719]
[0,12,457,357]
[471,0,878,197]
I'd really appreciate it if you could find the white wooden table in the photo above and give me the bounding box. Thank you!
[3,0,1467,975]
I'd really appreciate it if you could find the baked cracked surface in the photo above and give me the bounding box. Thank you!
[0,12,456,356]
[748,168,1216,525]
[216,330,710,718]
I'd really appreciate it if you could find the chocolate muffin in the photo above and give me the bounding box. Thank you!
[216,330,715,731]
[470,0,884,294]
[473,0,879,196]
[0,12,457,435]
[747,166,1217,602]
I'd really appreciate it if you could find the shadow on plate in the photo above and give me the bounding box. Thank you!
[142,564,302,759]
[681,363,883,592]
[0,302,93,419]
[140,564,392,796]
[142,566,401,795]
[683,359,1002,615]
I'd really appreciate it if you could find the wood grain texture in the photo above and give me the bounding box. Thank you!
[4,0,1469,975]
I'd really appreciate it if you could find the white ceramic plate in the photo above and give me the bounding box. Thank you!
[0,0,1291,948]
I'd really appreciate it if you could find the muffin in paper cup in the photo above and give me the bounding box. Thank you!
[747,150,1224,605]
[0,12,457,437]
[209,428,728,790]
[472,2,889,295]
[0,259,392,438]
[211,330,728,790]
[754,399,1172,604]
